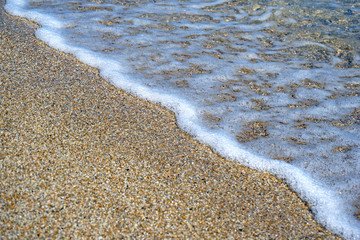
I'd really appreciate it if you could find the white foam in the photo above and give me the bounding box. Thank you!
[249,7,276,22]
[4,0,360,239]
[189,0,229,9]
[5,0,63,28]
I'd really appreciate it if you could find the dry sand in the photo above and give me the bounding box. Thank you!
[0,2,341,239]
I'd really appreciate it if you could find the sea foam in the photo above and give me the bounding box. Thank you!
[5,0,360,239]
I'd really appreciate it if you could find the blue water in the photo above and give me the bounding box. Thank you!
[5,0,360,238]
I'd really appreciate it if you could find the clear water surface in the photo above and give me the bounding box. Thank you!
[5,0,360,239]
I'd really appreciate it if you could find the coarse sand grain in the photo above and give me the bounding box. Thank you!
[0,2,341,239]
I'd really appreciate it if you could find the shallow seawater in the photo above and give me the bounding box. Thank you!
[6,0,360,238]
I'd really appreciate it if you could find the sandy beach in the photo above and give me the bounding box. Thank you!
[0,2,341,239]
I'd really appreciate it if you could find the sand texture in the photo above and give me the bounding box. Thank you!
[0,3,341,239]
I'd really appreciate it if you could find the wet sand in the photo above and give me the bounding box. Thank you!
[0,3,341,239]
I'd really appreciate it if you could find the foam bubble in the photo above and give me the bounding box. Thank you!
[5,0,360,239]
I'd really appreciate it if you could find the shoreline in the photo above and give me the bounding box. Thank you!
[0,3,341,239]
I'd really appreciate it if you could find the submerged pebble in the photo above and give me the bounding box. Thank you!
[7,0,360,238]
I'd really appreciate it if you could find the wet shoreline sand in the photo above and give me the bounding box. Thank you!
[0,3,340,239]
